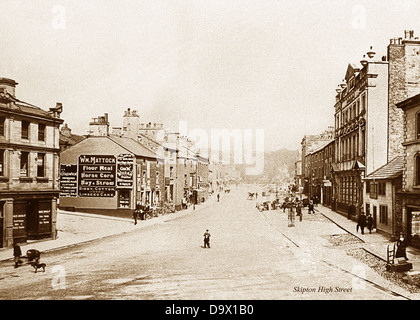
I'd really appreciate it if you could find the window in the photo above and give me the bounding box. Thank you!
[0,149,4,176]
[370,183,378,199]
[416,155,420,186]
[20,151,29,176]
[366,181,370,193]
[156,171,159,185]
[380,205,388,225]
[38,124,46,141]
[0,116,5,136]
[21,121,29,140]
[142,170,146,185]
[361,94,366,111]
[37,153,45,177]
[417,112,420,140]
[378,182,386,196]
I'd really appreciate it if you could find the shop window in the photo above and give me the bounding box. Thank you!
[37,153,45,177]
[21,121,30,140]
[38,123,46,141]
[118,190,130,208]
[380,205,388,225]
[20,152,29,176]
[412,212,420,238]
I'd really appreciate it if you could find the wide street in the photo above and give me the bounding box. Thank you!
[0,186,409,300]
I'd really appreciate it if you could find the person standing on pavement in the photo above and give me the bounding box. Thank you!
[203,229,211,248]
[396,233,408,260]
[366,214,374,234]
[357,212,367,235]
[13,242,22,268]
[308,200,314,214]
[296,202,302,221]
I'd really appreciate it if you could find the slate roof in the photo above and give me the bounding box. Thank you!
[109,135,163,160]
[0,90,62,121]
[364,156,403,180]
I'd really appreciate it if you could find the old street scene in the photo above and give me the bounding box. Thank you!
[2,1,420,302]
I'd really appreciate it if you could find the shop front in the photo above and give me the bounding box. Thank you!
[1,192,57,247]
[401,193,420,249]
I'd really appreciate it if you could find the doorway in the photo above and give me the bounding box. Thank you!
[373,206,377,229]
[26,200,38,239]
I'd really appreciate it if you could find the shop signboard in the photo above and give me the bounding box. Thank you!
[60,164,78,197]
[38,201,51,234]
[78,155,116,197]
[116,154,134,188]
[13,201,27,239]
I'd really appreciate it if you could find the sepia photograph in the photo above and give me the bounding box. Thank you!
[1,0,420,312]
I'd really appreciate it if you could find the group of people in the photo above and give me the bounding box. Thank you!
[133,203,156,224]
[356,212,374,235]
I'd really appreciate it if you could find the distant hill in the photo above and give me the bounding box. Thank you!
[238,148,299,185]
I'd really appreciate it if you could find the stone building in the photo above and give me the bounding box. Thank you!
[0,78,63,247]
[112,108,210,210]
[333,44,389,219]
[396,93,420,248]
[307,140,335,207]
[363,156,403,237]
[59,135,164,217]
[388,30,420,161]
[59,123,84,151]
[301,127,334,196]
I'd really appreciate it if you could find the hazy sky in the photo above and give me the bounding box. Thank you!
[1,0,419,151]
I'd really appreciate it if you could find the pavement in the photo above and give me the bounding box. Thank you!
[314,204,420,273]
[0,198,214,263]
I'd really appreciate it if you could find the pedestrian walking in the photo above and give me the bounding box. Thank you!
[308,200,314,214]
[133,210,138,225]
[13,242,22,269]
[357,212,367,235]
[217,193,220,202]
[296,202,302,222]
[366,214,374,234]
[203,229,211,248]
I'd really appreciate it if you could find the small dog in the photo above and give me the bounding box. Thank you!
[31,261,46,273]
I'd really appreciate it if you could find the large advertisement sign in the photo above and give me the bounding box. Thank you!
[116,154,134,188]
[78,155,116,197]
[60,164,78,197]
